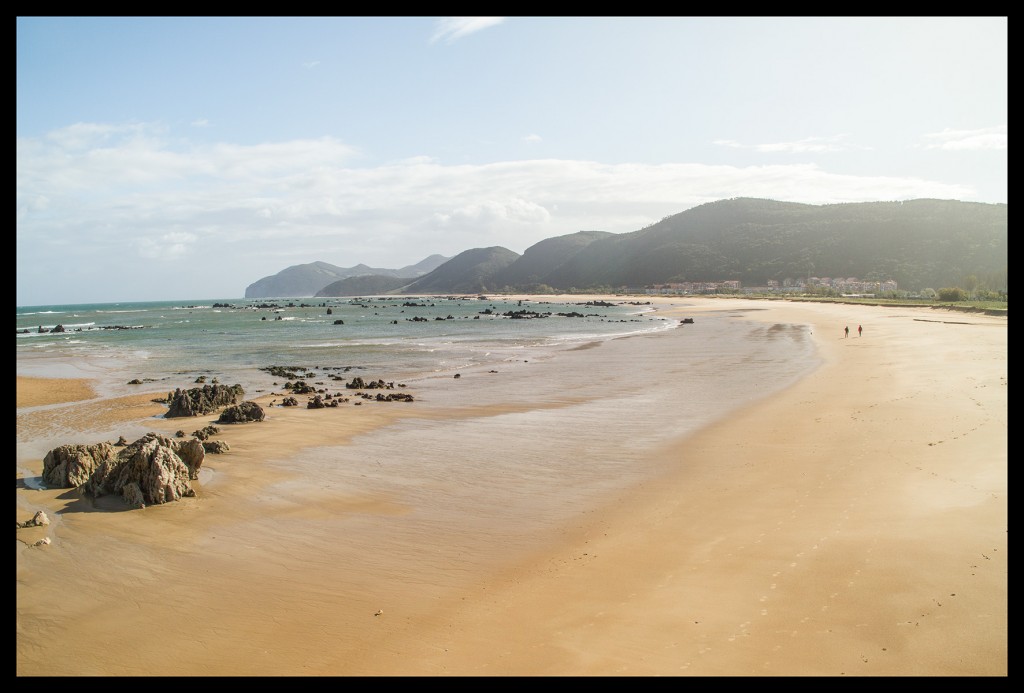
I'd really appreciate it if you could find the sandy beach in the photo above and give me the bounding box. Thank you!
[16,296,1007,676]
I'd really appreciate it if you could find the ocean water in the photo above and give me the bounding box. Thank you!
[16,295,676,399]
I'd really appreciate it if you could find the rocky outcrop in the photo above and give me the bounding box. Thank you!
[165,384,244,418]
[192,425,221,441]
[345,377,394,390]
[82,433,202,507]
[17,511,50,529]
[202,440,230,454]
[173,437,206,479]
[42,443,118,488]
[216,401,266,423]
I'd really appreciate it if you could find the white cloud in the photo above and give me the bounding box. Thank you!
[430,17,505,44]
[136,231,198,259]
[921,125,1007,151]
[522,133,542,143]
[191,119,210,128]
[302,61,320,69]
[433,197,552,227]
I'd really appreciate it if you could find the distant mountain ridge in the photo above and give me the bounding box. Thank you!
[252,198,1008,297]
[244,255,450,298]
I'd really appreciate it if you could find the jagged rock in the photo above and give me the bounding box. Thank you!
[376,392,414,402]
[286,380,317,394]
[346,377,392,390]
[202,440,230,454]
[173,437,206,479]
[191,424,221,441]
[42,442,118,488]
[116,436,129,446]
[128,379,143,385]
[165,383,244,418]
[121,482,147,509]
[217,401,266,423]
[307,395,326,409]
[281,396,299,407]
[82,433,198,507]
[16,510,50,529]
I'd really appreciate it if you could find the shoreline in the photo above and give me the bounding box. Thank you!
[16,296,1007,676]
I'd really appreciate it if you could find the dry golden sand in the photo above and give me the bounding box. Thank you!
[16,376,97,409]
[16,297,1007,676]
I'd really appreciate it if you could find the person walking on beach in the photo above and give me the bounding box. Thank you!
[858,325,863,337]
[845,326,849,338]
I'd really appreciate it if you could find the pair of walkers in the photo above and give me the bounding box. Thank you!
[844,325,863,338]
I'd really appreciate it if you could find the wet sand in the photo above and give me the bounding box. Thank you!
[16,296,1007,676]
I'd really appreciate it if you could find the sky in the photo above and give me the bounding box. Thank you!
[17,16,1007,305]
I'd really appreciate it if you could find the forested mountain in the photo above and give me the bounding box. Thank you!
[250,198,1007,297]
[314,274,409,297]
[542,198,1006,292]
[398,247,521,295]
[490,230,615,291]
[244,255,449,298]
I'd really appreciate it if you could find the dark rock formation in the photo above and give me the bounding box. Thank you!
[192,425,221,440]
[216,401,266,423]
[375,392,414,402]
[165,383,244,418]
[345,377,393,390]
[202,440,230,454]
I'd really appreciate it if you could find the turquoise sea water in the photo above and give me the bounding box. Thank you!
[17,295,676,398]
